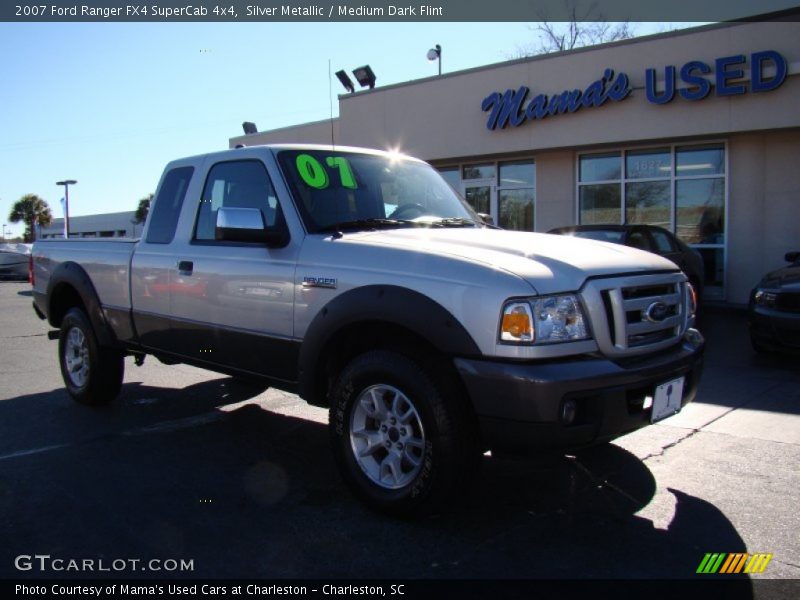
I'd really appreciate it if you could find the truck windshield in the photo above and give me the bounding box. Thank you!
[277,149,479,233]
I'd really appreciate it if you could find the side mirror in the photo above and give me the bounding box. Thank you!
[215,207,289,247]
[477,212,495,226]
[786,251,800,263]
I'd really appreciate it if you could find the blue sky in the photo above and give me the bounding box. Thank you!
[0,21,703,237]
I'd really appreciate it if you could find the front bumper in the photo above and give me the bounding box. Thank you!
[454,329,705,454]
[748,305,800,352]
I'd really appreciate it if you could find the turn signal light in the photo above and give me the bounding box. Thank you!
[500,303,534,342]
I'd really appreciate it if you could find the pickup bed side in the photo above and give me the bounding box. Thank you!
[33,240,137,345]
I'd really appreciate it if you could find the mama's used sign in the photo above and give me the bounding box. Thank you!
[481,50,787,131]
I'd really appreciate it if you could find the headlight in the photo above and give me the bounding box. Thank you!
[532,295,589,343]
[754,290,777,307]
[500,294,590,345]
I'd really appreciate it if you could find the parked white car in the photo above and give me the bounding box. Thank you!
[0,243,31,280]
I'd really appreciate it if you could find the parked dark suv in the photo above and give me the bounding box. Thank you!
[748,251,800,354]
[548,224,705,300]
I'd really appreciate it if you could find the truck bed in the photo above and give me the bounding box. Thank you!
[33,238,138,312]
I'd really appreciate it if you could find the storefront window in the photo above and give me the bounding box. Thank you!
[676,178,725,244]
[578,143,726,298]
[499,188,534,231]
[580,184,621,224]
[464,186,490,214]
[462,163,495,180]
[676,144,725,176]
[435,160,535,231]
[626,148,671,179]
[437,167,460,191]
[499,161,535,187]
[580,152,621,182]
[625,181,670,227]
[497,161,535,231]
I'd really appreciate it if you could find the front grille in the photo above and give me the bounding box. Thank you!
[776,292,800,313]
[622,284,674,300]
[601,290,617,345]
[619,281,682,348]
[582,273,689,358]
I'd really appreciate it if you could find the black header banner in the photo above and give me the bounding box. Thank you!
[4,0,800,22]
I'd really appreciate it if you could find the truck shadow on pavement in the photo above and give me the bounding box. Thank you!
[0,378,752,593]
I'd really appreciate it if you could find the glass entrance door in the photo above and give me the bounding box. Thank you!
[458,161,535,231]
[463,182,494,219]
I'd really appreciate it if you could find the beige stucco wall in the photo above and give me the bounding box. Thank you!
[728,130,800,304]
[532,150,575,233]
[332,21,799,161]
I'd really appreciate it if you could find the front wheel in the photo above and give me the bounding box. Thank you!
[329,350,477,517]
[58,307,124,405]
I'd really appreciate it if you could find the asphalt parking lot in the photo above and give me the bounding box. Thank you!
[0,281,798,590]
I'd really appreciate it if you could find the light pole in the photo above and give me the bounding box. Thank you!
[56,179,77,238]
[1,224,7,242]
[427,44,442,76]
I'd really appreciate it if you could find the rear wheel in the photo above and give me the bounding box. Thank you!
[329,350,477,517]
[58,308,124,405]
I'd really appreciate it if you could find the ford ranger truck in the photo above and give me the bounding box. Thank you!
[31,144,704,516]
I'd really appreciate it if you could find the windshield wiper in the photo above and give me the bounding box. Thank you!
[317,218,418,236]
[430,217,477,228]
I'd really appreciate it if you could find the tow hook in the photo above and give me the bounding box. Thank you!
[133,353,146,367]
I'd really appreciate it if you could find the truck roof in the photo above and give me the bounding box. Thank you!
[172,144,425,166]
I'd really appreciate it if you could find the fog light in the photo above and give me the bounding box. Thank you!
[560,399,577,425]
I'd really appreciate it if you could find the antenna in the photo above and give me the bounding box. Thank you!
[328,59,335,148]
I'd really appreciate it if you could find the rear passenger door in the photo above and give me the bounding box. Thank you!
[131,164,195,350]
[167,159,300,383]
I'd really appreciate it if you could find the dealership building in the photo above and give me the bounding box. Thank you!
[231,17,799,306]
[39,211,139,239]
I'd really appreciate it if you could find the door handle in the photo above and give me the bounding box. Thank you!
[177,260,193,276]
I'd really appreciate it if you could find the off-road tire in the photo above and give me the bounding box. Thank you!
[329,350,477,517]
[58,307,124,405]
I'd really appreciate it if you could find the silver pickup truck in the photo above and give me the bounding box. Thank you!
[32,144,704,515]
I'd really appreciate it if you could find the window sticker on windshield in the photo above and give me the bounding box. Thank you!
[325,156,357,189]
[295,154,357,190]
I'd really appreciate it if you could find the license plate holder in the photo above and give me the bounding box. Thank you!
[651,376,685,423]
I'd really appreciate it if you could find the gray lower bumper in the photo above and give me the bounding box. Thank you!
[454,330,705,454]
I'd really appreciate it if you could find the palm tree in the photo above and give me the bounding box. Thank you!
[8,194,52,242]
[134,194,154,225]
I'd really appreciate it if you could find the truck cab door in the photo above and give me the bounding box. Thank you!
[166,158,300,384]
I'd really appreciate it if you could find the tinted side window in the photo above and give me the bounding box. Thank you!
[194,160,279,241]
[146,167,194,244]
[650,229,677,253]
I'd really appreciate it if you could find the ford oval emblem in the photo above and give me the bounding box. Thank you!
[645,301,669,323]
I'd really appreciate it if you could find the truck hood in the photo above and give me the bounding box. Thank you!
[345,227,679,294]
[758,264,800,291]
